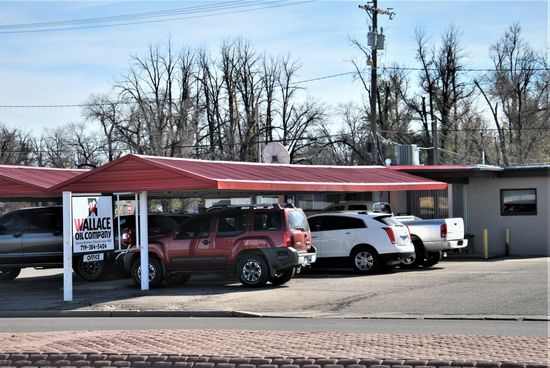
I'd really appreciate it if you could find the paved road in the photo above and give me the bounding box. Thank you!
[1,258,548,318]
[0,317,547,336]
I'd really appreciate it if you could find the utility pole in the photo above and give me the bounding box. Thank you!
[358,1,395,165]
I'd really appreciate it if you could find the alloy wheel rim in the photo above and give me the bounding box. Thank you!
[402,252,416,265]
[80,261,100,278]
[137,264,156,282]
[242,260,262,283]
[355,251,374,271]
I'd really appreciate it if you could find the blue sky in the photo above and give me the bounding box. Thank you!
[0,0,548,133]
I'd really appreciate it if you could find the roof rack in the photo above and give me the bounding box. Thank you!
[206,203,296,211]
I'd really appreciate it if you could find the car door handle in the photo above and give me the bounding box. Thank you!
[345,232,351,235]
[12,233,22,238]
[311,236,318,239]
[202,240,209,245]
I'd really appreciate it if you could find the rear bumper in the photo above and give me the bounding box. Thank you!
[424,239,468,252]
[261,246,317,276]
[380,252,414,265]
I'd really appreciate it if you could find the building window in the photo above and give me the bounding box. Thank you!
[501,189,537,216]
[407,189,449,219]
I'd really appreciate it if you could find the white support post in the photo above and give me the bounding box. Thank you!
[62,191,73,302]
[139,191,149,290]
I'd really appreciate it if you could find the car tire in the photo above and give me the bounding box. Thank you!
[400,240,425,268]
[351,247,380,274]
[422,251,441,267]
[74,257,107,282]
[166,273,191,286]
[237,254,269,287]
[131,256,164,288]
[269,267,295,286]
[0,268,21,281]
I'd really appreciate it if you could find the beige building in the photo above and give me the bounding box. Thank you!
[388,165,549,257]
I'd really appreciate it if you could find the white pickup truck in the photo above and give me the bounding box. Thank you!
[394,216,468,268]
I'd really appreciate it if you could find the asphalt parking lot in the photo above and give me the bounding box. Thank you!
[1,257,548,318]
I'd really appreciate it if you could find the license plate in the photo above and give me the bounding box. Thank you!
[83,253,104,262]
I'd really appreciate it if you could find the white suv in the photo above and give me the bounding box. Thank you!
[307,212,414,273]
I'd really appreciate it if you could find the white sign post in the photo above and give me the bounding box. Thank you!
[63,194,115,302]
[63,191,73,302]
[139,191,149,290]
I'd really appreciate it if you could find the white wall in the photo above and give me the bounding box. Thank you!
[466,176,549,256]
[389,191,408,215]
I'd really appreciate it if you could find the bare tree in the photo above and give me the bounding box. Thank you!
[415,26,474,164]
[310,103,369,165]
[276,57,325,163]
[475,24,549,164]
[0,123,34,165]
[82,38,326,163]
[350,38,414,163]
[83,94,125,162]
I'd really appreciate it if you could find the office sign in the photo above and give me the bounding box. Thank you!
[72,196,114,254]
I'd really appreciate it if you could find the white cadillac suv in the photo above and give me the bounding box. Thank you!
[307,212,414,273]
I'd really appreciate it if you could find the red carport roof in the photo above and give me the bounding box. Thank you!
[52,154,447,194]
[0,165,87,197]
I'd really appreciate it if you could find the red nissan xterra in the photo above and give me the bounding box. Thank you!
[123,204,316,288]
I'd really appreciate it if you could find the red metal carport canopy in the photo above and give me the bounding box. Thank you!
[51,154,447,194]
[0,165,87,197]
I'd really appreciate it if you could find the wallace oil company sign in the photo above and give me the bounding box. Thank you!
[72,196,114,253]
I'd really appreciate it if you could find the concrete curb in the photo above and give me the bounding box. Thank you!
[0,310,547,321]
[0,353,546,368]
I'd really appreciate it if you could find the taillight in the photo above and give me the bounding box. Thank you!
[122,229,132,245]
[283,232,292,247]
[383,227,396,244]
[440,223,447,238]
[406,225,412,241]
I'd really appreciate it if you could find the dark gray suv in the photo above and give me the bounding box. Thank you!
[0,206,109,282]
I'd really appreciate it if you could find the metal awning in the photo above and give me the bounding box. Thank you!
[0,165,87,198]
[51,154,447,194]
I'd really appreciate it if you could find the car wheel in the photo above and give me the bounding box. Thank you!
[351,247,380,274]
[269,267,295,286]
[131,257,163,288]
[74,257,107,282]
[237,254,269,287]
[422,251,441,267]
[166,273,191,286]
[400,240,425,268]
[0,268,21,281]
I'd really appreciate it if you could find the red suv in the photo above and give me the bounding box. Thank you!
[123,204,316,288]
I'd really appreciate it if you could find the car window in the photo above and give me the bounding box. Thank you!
[373,215,402,226]
[217,213,247,237]
[308,216,323,232]
[0,212,27,232]
[348,204,368,211]
[175,217,211,239]
[321,216,366,231]
[288,210,310,231]
[149,216,178,236]
[24,210,61,232]
[254,212,282,231]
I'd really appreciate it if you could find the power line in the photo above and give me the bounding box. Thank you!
[0,65,548,108]
[291,72,356,84]
[0,1,313,34]
[0,1,259,29]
